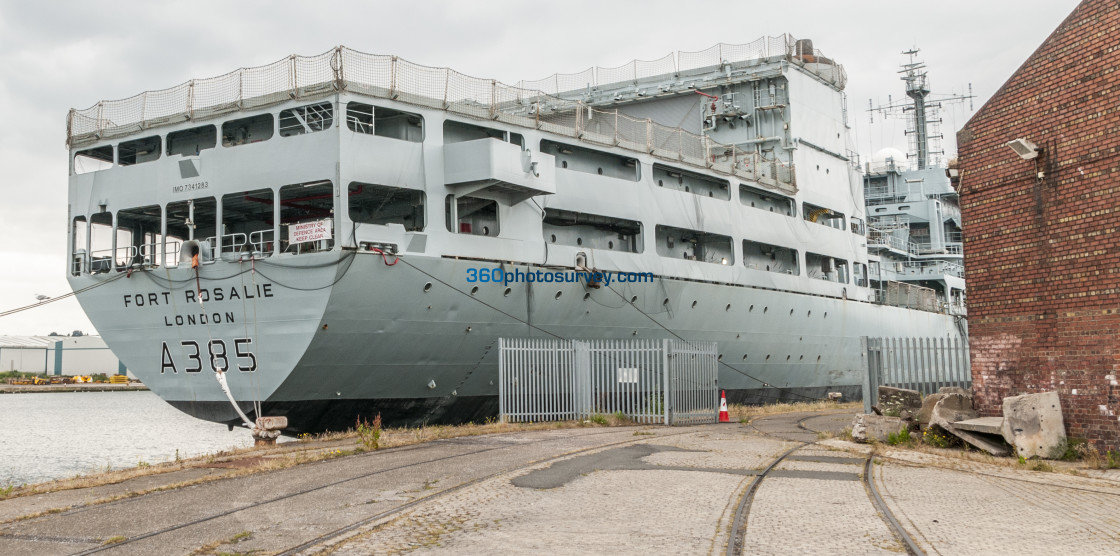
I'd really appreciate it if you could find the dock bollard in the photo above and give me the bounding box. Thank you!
[252,416,288,446]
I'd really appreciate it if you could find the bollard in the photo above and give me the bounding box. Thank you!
[252,416,288,446]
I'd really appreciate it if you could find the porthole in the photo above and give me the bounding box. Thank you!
[749,305,754,312]
[550,234,557,243]
[466,326,472,332]
[576,237,583,246]
[423,282,433,293]
[470,286,479,295]
[663,298,670,305]
[824,312,828,318]
[763,306,768,313]
[799,355,804,360]
[658,179,664,187]
[608,241,614,249]
[789,309,794,316]
[684,186,690,193]
[482,226,490,236]
[691,300,698,308]
[583,292,591,300]
[718,354,723,361]
[742,354,748,360]
[807,310,811,317]
[561,160,568,168]
[630,295,638,304]
[765,354,771,360]
[725,304,731,311]
[503,287,512,297]
[597,167,603,175]
[817,355,821,361]
[786,355,791,361]
[555,291,563,300]
[751,202,756,207]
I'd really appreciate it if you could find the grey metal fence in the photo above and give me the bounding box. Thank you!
[861,336,971,413]
[499,338,717,425]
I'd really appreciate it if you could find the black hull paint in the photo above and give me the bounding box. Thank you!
[169,384,863,433]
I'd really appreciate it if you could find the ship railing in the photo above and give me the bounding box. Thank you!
[249,229,275,257]
[864,182,926,205]
[873,281,939,313]
[66,37,841,196]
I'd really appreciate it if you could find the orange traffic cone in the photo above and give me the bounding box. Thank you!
[719,390,730,422]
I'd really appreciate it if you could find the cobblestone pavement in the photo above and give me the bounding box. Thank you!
[876,453,1120,555]
[3,411,1119,555]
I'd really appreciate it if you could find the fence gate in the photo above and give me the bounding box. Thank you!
[499,338,718,425]
[861,336,971,413]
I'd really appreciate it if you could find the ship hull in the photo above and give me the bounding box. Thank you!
[71,251,961,432]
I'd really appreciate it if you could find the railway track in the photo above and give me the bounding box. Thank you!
[728,412,926,556]
[64,427,691,555]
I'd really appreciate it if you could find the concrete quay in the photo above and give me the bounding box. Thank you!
[1,410,1118,555]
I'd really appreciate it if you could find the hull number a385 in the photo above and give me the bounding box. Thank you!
[161,339,257,374]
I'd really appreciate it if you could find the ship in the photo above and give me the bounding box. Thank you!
[65,36,966,432]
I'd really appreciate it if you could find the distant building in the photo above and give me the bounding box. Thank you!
[957,0,1119,450]
[0,336,130,377]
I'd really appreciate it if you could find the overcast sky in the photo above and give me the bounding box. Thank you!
[0,0,1081,336]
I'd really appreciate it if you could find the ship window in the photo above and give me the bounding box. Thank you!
[221,189,276,258]
[854,262,868,287]
[73,146,113,175]
[89,212,114,274]
[743,240,798,275]
[280,181,335,254]
[116,205,163,269]
[652,165,729,200]
[165,197,216,266]
[167,125,217,157]
[71,216,88,276]
[740,184,793,216]
[279,102,334,137]
[540,140,639,181]
[803,202,845,230]
[346,102,374,134]
[850,217,866,236]
[375,106,424,142]
[118,136,161,166]
[543,209,642,253]
[222,114,274,147]
[654,225,733,264]
[348,183,425,231]
[446,194,499,237]
[806,252,848,284]
[443,120,523,148]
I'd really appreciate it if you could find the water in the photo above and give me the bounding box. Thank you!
[0,391,286,486]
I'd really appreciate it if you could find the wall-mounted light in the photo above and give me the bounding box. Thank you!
[1006,138,1041,160]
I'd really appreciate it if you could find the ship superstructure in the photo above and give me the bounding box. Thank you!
[865,50,970,318]
[65,36,964,431]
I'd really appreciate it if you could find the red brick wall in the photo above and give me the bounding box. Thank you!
[958,0,1120,451]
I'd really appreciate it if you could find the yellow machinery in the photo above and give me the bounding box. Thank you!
[109,375,129,384]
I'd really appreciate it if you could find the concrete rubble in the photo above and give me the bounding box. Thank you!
[1000,391,1067,459]
[851,414,906,443]
[863,386,1071,459]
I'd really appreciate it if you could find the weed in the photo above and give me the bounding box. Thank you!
[1017,455,1028,466]
[612,411,628,423]
[1106,450,1120,469]
[589,414,608,425]
[230,531,252,542]
[921,429,952,449]
[738,416,750,425]
[0,482,17,499]
[633,431,654,436]
[355,414,382,451]
[1030,461,1053,472]
[886,428,913,446]
[136,459,150,469]
[102,536,126,545]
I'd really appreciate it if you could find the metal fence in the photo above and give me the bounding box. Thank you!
[498,338,718,425]
[861,336,971,413]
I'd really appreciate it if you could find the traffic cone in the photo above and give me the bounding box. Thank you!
[719,390,730,423]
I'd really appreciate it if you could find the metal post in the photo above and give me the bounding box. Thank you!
[663,338,671,425]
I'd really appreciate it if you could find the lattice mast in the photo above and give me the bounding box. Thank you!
[868,49,973,170]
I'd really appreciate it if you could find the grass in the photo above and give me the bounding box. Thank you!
[102,535,126,545]
[727,400,861,422]
[189,530,254,555]
[355,414,383,451]
[887,428,914,446]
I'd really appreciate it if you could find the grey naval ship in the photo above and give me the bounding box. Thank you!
[65,36,966,432]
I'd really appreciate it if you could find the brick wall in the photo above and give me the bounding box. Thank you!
[958,0,1120,451]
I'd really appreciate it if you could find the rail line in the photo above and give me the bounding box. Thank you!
[69,427,689,555]
[728,412,926,556]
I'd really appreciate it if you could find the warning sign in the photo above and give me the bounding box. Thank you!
[290,219,333,244]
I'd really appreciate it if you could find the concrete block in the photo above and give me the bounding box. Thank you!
[851,414,906,444]
[916,393,947,426]
[953,417,1004,435]
[1000,391,1067,459]
[878,386,922,416]
[938,386,972,396]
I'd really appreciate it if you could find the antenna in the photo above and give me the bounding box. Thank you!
[868,47,974,170]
